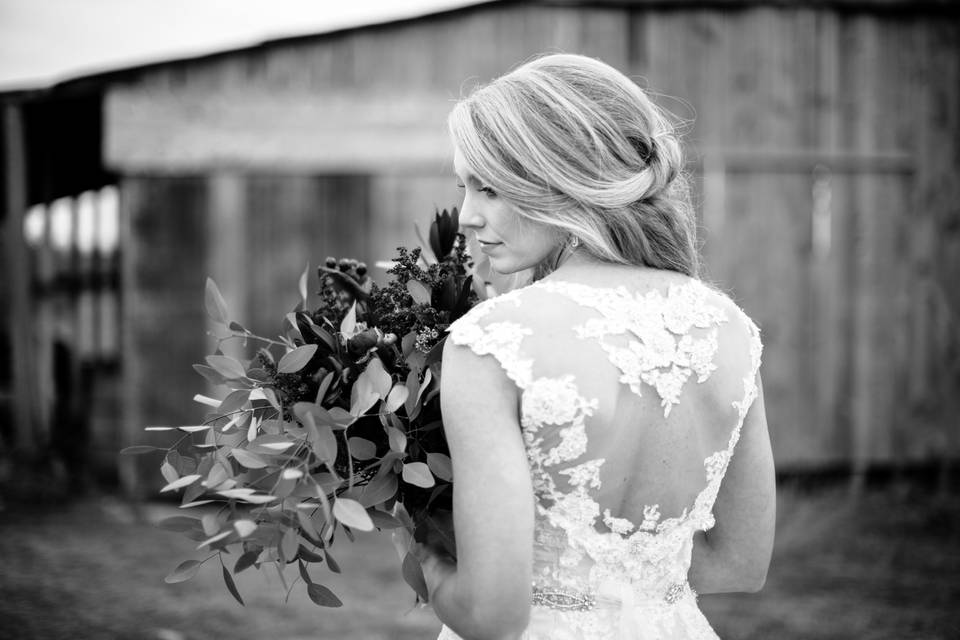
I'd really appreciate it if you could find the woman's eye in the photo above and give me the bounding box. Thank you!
[478,186,497,198]
[455,182,465,190]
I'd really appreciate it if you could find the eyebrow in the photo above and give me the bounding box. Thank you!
[454,168,482,186]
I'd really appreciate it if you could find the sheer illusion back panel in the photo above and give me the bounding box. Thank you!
[442,276,764,640]
[449,278,761,535]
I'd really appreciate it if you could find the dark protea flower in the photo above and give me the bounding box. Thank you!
[346,327,382,358]
[429,207,459,260]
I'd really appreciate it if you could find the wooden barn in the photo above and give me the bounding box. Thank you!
[2,0,958,493]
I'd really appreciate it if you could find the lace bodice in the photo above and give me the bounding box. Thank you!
[440,277,763,640]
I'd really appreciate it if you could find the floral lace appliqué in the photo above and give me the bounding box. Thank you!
[538,280,727,416]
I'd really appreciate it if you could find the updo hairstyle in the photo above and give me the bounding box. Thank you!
[448,53,699,277]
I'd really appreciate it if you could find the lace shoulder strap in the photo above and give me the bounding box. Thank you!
[692,306,763,528]
[445,288,534,389]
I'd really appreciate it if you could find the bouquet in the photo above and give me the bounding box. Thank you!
[123,208,479,606]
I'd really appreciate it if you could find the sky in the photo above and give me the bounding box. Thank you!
[0,0,479,90]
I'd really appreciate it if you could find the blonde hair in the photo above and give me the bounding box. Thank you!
[449,53,699,277]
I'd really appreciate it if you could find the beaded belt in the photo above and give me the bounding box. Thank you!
[531,581,696,612]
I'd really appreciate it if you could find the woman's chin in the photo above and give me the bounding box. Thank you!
[488,259,523,275]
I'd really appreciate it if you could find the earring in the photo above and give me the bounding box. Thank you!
[569,236,580,249]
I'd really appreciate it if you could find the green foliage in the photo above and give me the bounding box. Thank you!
[143,210,477,607]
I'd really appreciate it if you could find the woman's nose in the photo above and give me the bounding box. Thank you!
[459,199,484,230]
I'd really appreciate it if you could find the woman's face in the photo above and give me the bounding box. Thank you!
[453,147,560,274]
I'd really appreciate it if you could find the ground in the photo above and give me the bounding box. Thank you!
[0,483,957,640]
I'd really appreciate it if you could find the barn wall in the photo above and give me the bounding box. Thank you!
[107,2,960,476]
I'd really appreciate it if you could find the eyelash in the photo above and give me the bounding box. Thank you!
[455,182,497,198]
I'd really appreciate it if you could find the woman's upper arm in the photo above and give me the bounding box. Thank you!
[692,373,776,593]
[438,335,535,622]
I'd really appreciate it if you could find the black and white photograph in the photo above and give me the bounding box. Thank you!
[1,1,958,638]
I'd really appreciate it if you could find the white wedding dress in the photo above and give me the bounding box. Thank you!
[439,275,763,640]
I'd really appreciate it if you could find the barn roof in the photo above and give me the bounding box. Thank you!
[1,0,953,206]
[2,0,955,99]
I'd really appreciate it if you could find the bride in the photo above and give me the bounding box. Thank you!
[416,54,775,640]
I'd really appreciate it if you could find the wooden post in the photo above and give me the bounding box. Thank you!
[118,177,140,497]
[3,102,41,452]
[207,172,247,363]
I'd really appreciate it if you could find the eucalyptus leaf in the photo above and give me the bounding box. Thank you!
[298,263,309,307]
[218,489,277,504]
[285,312,302,339]
[246,416,260,443]
[165,560,202,584]
[404,370,420,414]
[385,427,406,454]
[178,425,210,433]
[357,473,398,508]
[204,277,230,325]
[347,437,376,461]
[307,583,343,608]
[160,474,202,493]
[401,330,417,358]
[120,445,163,456]
[315,370,335,404]
[233,519,257,538]
[203,461,230,489]
[193,363,228,386]
[401,553,429,601]
[324,550,341,574]
[280,527,299,563]
[193,394,220,408]
[231,448,268,469]
[366,358,392,399]
[277,344,318,374]
[179,500,215,509]
[339,302,357,336]
[326,407,355,429]
[202,513,220,536]
[262,387,281,411]
[247,434,294,454]
[384,384,409,414]
[297,545,325,564]
[401,462,435,489]
[306,415,337,463]
[426,452,453,482]
[205,355,247,380]
[160,460,179,484]
[332,498,374,532]
[222,566,245,606]
[234,550,259,574]
[218,389,251,415]
[296,507,320,541]
[349,369,379,417]
[197,531,231,549]
[298,559,313,585]
[368,509,403,530]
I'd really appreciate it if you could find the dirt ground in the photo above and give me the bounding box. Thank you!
[0,483,957,640]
